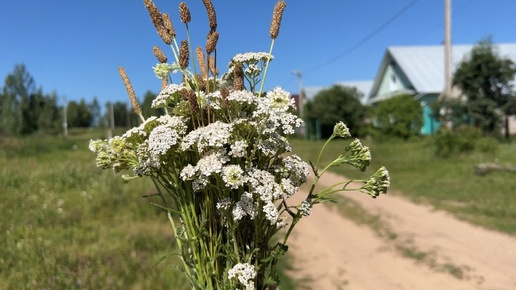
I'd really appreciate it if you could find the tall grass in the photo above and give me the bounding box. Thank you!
[291,137,516,234]
[0,130,189,289]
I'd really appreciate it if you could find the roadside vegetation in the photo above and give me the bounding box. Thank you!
[292,137,516,234]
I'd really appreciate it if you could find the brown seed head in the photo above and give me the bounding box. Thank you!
[270,1,287,39]
[195,74,206,92]
[208,55,218,76]
[205,31,219,54]
[182,89,199,113]
[179,40,189,70]
[202,0,217,31]
[232,62,244,91]
[144,0,164,32]
[153,46,168,63]
[179,2,191,24]
[118,67,141,115]
[162,13,176,39]
[196,46,208,79]
[220,86,230,108]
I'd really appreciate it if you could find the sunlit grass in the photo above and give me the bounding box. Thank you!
[0,130,189,289]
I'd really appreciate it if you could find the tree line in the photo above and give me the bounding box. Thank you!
[0,64,162,137]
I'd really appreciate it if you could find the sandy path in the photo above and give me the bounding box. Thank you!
[285,171,516,290]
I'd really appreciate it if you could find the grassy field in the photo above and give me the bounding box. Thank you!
[291,137,516,234]
[0,129,190,289]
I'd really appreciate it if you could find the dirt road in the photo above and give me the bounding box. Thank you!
[285,171,516,290]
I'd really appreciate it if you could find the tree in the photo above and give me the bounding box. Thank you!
[88,97,102,127]
[1,64,36,135]
[372,94,423,139]
[452,38,516,137]
[305,85,366,138]
[141,90,164,117]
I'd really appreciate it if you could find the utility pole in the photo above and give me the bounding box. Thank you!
[443,0,452,99]
[62,97,68,137]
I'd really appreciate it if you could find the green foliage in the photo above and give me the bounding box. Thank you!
[433,126,498,157]
[305,85,366,138]
[0,132,190,289]
[371,94,423,139]
[452,38,516,137]
[0,64,63,136]
[141,90,165,117]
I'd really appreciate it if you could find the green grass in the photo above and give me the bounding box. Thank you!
[291,137,516,234]
[0,130,189,289]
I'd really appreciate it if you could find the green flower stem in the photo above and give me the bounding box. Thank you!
[315,134,337,174]
[258,39,275,96]
[167,211,192,277]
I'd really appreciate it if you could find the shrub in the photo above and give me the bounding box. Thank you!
[433,125,498,157]
[371,94,423,139]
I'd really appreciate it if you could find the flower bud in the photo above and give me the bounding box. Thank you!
[333,121,351,138]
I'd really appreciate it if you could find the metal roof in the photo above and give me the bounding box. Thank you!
[366,43,516,104]
[302,80,373,105]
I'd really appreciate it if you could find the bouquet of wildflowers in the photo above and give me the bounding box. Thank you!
[89,1,389,289]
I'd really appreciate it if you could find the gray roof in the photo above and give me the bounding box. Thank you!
[303,80,373,104]
[366,43,516,104]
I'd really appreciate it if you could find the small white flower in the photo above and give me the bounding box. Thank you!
[229,140,248,158]
[148,125,179,157]
[152,84,186,108]
[263,201,279,225]
[195,150,229,177]
[216,198,232,210]
[298,200,312,217]
[180,164,196,180]
[222,165,245,189]
[228,263,256,290]
[232,192,257,221]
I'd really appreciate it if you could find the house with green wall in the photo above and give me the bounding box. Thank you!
[364,43,516,135]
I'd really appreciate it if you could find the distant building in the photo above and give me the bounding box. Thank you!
[364,43,516,135]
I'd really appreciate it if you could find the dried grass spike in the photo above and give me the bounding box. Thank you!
[196,46,208,79]
[270,1,287,39]
[232,62,244,91]
[182,89,199,113]
[195,74,206,92]
[202,0,217,31]
[179,2,191,24]
[153,46,168,63]
[144,0,164,32]
[208,55,218,76]
[162,13,176,39]
[179,40,189,70]
[118,66,141,115]
[205,31,219,54]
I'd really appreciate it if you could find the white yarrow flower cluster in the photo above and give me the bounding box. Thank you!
[153,63,179,79]
[232,192,257,221]
[181,121,233,153]
[229,52,272,65]
[228,263,256,290]
[152,83,186,108]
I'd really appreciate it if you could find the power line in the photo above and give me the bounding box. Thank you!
[305,0,420,74]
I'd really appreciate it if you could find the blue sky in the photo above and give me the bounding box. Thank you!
[1,0,516,107]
